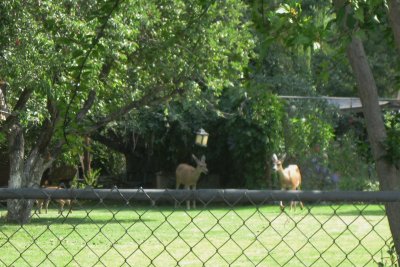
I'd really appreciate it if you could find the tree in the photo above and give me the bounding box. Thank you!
[0,0,254,223]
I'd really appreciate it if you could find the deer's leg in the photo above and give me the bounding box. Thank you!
[290,200,296,212]
[280,188,285,211]
[175,183,180,208]
[66,199,72,214]
[290,185,298,212]
[44,199,50,214]
[280,201,285,211]
[59,200,65,214]
[36,200,39,214]
[36,200,42,214]
[294,185,304,210]
[192,184,197,209]
[299,198,304,210]
[184,185,190,210]
[297,186,304,210]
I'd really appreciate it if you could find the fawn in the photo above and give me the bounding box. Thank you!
[36,183,71,215]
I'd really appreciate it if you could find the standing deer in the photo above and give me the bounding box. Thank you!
[272,153,304,211]
[36,183,72,215]
[175,154,208,209]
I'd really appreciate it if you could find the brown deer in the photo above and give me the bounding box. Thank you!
[36,183,72,215]
[175,154,208,209]
[272,153,304,211]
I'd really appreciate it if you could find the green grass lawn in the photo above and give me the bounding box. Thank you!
[0,202,395,267]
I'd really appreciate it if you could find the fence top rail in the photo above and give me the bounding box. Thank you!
[1,188,400,203]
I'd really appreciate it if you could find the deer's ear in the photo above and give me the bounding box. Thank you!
[201,155,206,162]
[281,153,287,162]
[272,154,278,162]
[192,154,199,162]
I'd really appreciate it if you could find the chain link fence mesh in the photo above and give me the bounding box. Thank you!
[0,188,398,266]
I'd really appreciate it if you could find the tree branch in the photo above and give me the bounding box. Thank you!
[81,87,178,134]
[37,97,60,154]
[0,87,34,133]
[25,96,61,173]
[76,90,96,121]
[99,56,115,83]
[63,0,121,140]
[13,87,33,111]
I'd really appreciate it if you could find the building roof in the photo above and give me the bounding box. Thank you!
[278,96,400,112]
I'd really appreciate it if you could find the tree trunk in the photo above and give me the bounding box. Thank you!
[5,79,92,224]
[346,35,400,263]
[82,136,92,178]
[6,123,32,224]
[7,122,52,223]
[0,81,8,121]
[388,0,400,53]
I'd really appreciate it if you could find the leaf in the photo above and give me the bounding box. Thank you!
[72,49,84,58]
[56,37,74,45]
[325,18,336,30]
[276,5,290,14]
[294,34,311,46]
[354,8,364,23]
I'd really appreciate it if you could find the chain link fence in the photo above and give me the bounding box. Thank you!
[0,188,399,266]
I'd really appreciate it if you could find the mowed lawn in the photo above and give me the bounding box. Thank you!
[0,202,394,267]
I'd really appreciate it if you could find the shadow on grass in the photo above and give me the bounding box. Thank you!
[305,204,386,217]
[0,202,386,226]
[331,209,386,217]
[28,216,151,225]
[0,209,156,226]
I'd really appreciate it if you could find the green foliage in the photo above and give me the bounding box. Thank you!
[70,176,82,189]
[384,111,400,168]
[84,168,101,188]
[91,141,126,176]
[248,0,399,100]
[325,132,377,191]
[0,0,254,179]
[221,90,284,188]
[71,168,101,189]
[96,86,286,189]
[284,99,336,159]
[376,240,398,267]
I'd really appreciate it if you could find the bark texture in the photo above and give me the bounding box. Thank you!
[388,0,400,53]
[6,123,28,223]
[347,35,400,263]
[82,136,92,178]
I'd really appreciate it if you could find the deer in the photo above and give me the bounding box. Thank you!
[36,182,72,215]
[175,154,208,210]
[272,153,304,211]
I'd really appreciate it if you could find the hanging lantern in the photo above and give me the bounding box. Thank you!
[195,128,209,147]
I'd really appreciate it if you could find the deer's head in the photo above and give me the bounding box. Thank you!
[272,153,286,171]
[192,154,208,174]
